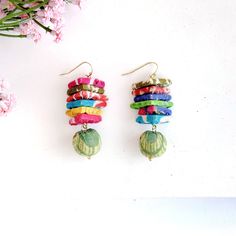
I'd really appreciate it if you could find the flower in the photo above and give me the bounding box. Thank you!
[20,14,29,20]
[36,0,66,42]
[0,79,16,117]
[0,0,15,11]
[36,6,54,24]
[0,79,9,90]
[51,30,63,43]
[16,20,41,43]
[0,9,6,19]
[71,0,81,7]
[0,0,82,42]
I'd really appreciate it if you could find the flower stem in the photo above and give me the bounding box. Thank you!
[0,33,26,38]
[0,1,48,24]
[0,19,26,28]
[8,0,25,11]
[0,28,15,31]
[33,18,52,33]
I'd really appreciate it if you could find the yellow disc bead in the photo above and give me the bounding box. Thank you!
[66,107,103,117]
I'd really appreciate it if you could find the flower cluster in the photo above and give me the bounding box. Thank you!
[0,0,81,42]
[0,79,16,116]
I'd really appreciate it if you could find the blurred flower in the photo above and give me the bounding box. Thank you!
[0,79,9,90]
[0,9,6,19]
[72,0,81,7]
[0,0,15,11]
[0,79,16,117]
[51,30,63,43]
[20,14,29,20]
[36,0,65,42]
[0,0,82,42]
[16,20,41,43]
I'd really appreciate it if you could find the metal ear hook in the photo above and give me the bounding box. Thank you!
[122,62,158,78]
[60,61,93,77]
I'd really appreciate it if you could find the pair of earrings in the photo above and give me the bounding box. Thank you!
[61,61,173,160]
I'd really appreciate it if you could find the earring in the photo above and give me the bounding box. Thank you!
[61,62,108,159]
[122,62,173,160]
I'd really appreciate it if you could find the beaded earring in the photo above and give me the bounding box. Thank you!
[122,62,173,160]
[61,62,108,158]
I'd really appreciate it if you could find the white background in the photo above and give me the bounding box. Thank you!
[0,0,236,235]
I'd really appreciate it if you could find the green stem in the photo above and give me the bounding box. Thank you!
[0,33,27,38]
[0,28,15,31]
[33,18,52,32]
[0,24,18,29]
[0,19,26,27]
[0,1,48,24]
[0,28,14,32]
[6,7,17,15]
[8,0,25,11]
[11,0,44,4]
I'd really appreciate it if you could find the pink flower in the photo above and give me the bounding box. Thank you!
[0,1,15,11]
[48,0,65,9]
[0,9,6,19]
[16,20,41,43]
[20,14,29,19]
[36,6,54,24]
[0,79,16,117]
[0,0,8,9]
[1,0,82,42]
[71,0,81,7]
[51,30,62,43]
[0,79,9,90]
[0,92,16,116]
[23,3,38,8]
[36,0,65,42]
[6,2,15,11]
[0,0,8,5]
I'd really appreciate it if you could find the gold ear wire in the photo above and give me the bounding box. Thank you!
[60,61,93,77]
[122,62,158,78]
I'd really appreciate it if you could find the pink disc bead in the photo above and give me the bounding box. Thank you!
[132,85,170,96]
[69,114,102,125]
[93,79,105,88]
[68,77,105,89]
[68,77,90,89]
[66,91,108,102]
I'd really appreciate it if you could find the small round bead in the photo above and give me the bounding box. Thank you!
[73,128,101,157]
[139,131,167,159]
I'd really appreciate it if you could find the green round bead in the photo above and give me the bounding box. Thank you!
[139,131,167,160]
[72,128,101,158]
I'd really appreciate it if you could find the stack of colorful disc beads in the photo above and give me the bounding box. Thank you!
[66,77,108,158]
[130,74,173,159]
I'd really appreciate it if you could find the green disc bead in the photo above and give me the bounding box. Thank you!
[139,131,167,160]
[73,128,101,158]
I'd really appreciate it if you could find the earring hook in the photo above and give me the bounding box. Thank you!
[60,61,93,77]
[122,62,158,77]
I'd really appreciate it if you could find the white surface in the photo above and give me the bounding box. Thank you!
[1,198,235,236]
[0,0,236,197]
[0,0,236,233]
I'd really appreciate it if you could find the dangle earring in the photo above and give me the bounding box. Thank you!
[61,62,108,158]
[122,62,173,160]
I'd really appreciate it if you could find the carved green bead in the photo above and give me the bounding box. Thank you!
[139,131,167,160]
[73,128,101,158]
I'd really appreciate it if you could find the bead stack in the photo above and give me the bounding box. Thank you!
[66,77,108,158]
[130,75,173,160]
